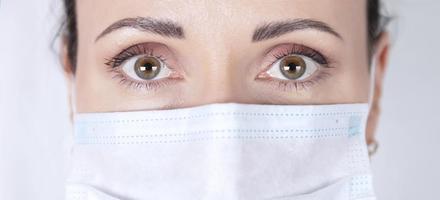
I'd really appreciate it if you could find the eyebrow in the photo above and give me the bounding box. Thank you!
[252,19,342,42]
[96,17,185,42]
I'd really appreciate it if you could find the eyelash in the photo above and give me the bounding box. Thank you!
[105,43,333,92]
[270,44,328,65]
[105,43,168,68]
[105,43,177,91]
[261,44,334,91]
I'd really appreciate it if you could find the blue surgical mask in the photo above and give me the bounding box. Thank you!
[66,103,376,200]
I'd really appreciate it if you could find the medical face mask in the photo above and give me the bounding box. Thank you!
[65,103,376,200]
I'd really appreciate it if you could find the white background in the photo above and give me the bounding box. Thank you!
[0,0,439,199]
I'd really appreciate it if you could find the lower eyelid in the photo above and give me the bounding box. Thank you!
[109,66,331,93]
[257,70,332,92]
[107,43,334,93]
[108,66,183,92]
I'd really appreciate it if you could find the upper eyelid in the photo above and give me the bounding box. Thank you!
[266,44,329,67]
[105,43,169,68]
[106,42,331,72]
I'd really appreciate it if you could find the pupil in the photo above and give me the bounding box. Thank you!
[140,63,154,72]
[285,63,300,73]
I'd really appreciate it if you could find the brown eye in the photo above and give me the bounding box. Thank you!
[121,54,172,82]
[134,56,162,80]
[279,55,306,80]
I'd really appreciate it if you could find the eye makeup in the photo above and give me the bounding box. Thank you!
[256,43,335,92]
[269,44,329,65]
[105,42,335,93]
[105,43,168,68]
[104,42,183,91]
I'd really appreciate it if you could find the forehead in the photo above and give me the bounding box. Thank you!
[76,0,367,41]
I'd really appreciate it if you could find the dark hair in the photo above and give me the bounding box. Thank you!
[62,0,386,71]
[63,0,77,70]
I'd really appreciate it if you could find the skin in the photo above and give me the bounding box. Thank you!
[63,0,389,145]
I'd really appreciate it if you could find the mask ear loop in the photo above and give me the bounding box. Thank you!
[67,78,77,145]
[66,79,77,158]
[70,83,77,115]
[367,55,379,156]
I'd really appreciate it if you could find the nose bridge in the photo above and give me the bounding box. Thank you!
[196,43,237,103]
[184,3,248,104]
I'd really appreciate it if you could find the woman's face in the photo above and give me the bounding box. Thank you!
[72,0,373,113]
